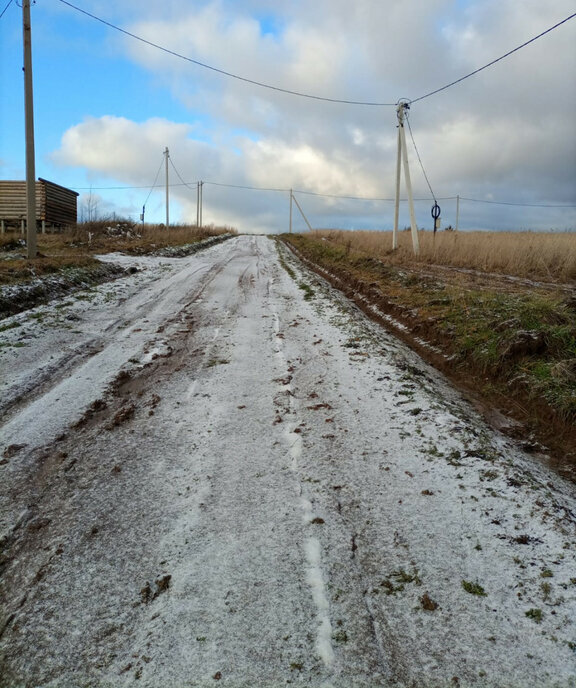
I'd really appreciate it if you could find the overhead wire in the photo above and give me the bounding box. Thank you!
[71,179,576,208]
[405,112,436,202]
[410,12,576,104]
[0,0,14,19]
[55,0,396,106]
[168,157,196,190]
[56,0,575,106]
[142,156,165,208]
[458,197,576,208]
[52,2,576,219]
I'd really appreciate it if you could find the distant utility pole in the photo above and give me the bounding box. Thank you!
[196,181,203,228]
[164,147,170,228]
[455,195,460,231]
[393,101,419,256]
[289,189,293,233]
[23,0,36,259]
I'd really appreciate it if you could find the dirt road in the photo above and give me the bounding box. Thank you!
[1,236,575,687]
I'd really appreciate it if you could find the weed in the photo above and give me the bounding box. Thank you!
[480,469,499,481]
[207,359,230,367]
[0,341,27,349]
[420,593,439,611]
[298,282,315,301]
[540,582,552,601]
[392,568,421,585]
[541,569,554,578]
[525,608,543,623]
[461,580,487,596]
[332,630,348,643]
[0,321,21,332]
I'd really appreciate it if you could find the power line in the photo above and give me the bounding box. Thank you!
[169,157,195,190]
[458,197,576,208]
[204,180,287,193]
[405,113,436,202]
[142,156,165,208]
[0,0,14,20]
[56,0,396,107]
[56,0,575,107]
[410,12,576,104]
[70,179,575,208]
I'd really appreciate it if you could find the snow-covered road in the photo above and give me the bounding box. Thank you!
[1,235,575,687]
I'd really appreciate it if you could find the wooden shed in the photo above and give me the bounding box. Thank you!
[0,178,78,230]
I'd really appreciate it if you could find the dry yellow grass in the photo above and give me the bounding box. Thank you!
[0,221,235,284]
[312,229,576,282]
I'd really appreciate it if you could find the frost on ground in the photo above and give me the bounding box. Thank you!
[0,236,575,688]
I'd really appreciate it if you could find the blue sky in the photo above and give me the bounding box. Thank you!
[1,0,575,233]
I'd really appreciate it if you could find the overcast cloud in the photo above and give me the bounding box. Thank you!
[19,1,576,231]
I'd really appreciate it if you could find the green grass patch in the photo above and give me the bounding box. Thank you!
[0,321,21,332]
[298,282,315,301]
[525,608,543,623]
[461,580,487,596]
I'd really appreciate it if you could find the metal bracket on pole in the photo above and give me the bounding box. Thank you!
[393,101,419,256]
[431,202,441,234]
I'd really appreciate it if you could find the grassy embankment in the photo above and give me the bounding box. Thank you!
[280,230,576,459]
[0,221,234,286]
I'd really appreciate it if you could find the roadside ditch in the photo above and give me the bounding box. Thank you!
[279,235,576,480]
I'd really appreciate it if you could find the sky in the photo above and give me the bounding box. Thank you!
[1,0,575,234]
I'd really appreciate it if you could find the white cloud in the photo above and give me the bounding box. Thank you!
[49,0,576,231]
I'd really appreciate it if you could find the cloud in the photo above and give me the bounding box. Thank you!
[49,0,576,231]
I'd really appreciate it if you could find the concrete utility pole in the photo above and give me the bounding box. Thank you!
[198,182,204,228]
[164,147,170,228]
[23,0,37,259]
[197,181,203,228]
[289,189,293,233]
[393,101,419,256]
[455,194,460,232]
[392,120,402,251]
[291,191,313,231]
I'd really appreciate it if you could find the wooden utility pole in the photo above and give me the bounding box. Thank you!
[164,147,170,228]
[23,0,37,259]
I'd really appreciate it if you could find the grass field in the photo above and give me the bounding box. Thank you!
[0,221,234,285]
[312,229,576,283]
